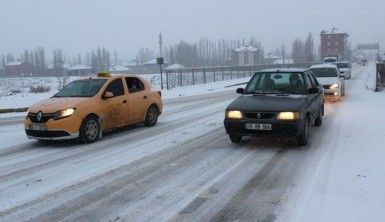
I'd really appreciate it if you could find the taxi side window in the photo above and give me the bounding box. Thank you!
[105,78,124,97]
[309,73,319,87]
[126,77,144,93]
[304,74,313,89]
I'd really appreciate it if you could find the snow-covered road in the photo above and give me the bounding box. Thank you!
[0,64,382,222]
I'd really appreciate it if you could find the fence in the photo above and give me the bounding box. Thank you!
[375,63,385,91]
[163,63,318,89]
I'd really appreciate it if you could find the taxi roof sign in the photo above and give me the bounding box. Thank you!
[97,71,111,77]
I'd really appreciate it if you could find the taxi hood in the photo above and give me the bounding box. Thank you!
[227,94,308,112]
[28,97,89,113]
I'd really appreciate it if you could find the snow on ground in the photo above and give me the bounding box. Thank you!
[0,73,249,114]
[283,62,385,222]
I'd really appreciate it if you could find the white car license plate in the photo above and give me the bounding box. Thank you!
[245,123,272,131]
[30,124,47,131]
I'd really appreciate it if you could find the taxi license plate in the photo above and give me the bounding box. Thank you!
[245,123,272,131]
[30,124,47,131]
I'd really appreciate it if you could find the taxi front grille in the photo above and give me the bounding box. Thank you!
[25,130,70,138]
[28,112,55,123]
[244,112,277,119]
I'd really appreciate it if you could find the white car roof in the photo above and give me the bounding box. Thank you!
[310,64,338,69]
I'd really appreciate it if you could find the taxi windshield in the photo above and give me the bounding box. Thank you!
[53,79,106,97]
[245,72,307,95]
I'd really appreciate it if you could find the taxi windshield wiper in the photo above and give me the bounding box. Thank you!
[247,89,265,95]
[273,87,295,95]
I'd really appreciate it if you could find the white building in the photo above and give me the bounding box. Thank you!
[231,46,262,66]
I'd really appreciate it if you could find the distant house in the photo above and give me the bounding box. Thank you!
[140,58,168,73]
[109,65,131,74]
[46,63,72,76]
[231,46,263,66]
[273,58,294,65]
[5,61,34,77]
[66,65,93,76]
[320,29,349,59]
[264,54,282,65]
[165,63,185,71]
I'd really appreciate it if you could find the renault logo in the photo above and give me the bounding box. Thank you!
[257,113,261,119]
[37,111,42,122]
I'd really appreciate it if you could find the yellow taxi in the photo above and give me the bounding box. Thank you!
[24,72,163,143]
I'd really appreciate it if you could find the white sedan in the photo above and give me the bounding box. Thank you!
[310,64,345,98]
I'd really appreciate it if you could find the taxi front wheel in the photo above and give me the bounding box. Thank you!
[79,115,100,143]
[144,105,159,127]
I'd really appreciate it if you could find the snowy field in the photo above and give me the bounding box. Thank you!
[0,63,385,221]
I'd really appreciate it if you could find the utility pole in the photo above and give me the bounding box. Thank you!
[158,31,165,90]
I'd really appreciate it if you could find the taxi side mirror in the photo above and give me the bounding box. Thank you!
[308,87,319,94]
[102,91,114,99]
[236,88,244,94]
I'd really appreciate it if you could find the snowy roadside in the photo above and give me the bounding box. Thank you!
[0,75,250,118]
[283,62,385,222]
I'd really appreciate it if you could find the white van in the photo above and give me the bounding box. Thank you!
[323,56,338,64]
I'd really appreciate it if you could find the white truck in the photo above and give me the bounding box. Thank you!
[323,56,338,64]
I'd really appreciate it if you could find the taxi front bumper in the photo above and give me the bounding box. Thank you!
[224,119,303,137]
[24,114,82,140]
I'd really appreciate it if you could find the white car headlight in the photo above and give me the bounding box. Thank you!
[54,108,75,120]
[277,112,300,121]
[227,110,243,119]
[330,83,339,89]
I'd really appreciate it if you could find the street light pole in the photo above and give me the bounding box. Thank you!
[157,57,164,90]
[159,63,163,90]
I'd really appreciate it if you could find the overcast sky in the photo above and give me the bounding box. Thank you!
[1,0,384,59]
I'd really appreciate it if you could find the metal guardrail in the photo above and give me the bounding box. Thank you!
[163,63,318,89]
[375,63,385,92]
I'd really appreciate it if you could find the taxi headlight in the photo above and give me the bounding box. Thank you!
[330,83,339,89]
[227,110,243,119]
[54,108,75,120]
[277,112,299,121]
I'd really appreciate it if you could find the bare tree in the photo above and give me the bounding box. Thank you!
[281,44,286,64]
[1,54,6,68]
[53,49,64,76]
[304,33,315,63]
[292,38,305,63]
[135,48,155,65]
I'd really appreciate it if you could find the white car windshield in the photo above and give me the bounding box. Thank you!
[311,68,338,77]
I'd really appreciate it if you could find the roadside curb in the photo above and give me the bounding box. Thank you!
[0,107,29,114]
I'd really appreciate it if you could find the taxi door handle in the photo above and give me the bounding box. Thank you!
[123,100,127,104]
[143,96,147,99]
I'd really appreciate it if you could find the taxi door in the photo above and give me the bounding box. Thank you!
[124,77,149,124]
[102,78,127,130]
[304,73,319,121]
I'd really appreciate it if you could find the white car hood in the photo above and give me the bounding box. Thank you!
[316,77,340,85]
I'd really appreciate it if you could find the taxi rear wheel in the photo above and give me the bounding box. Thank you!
[144,105,159,127]
[79,116,100,143]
